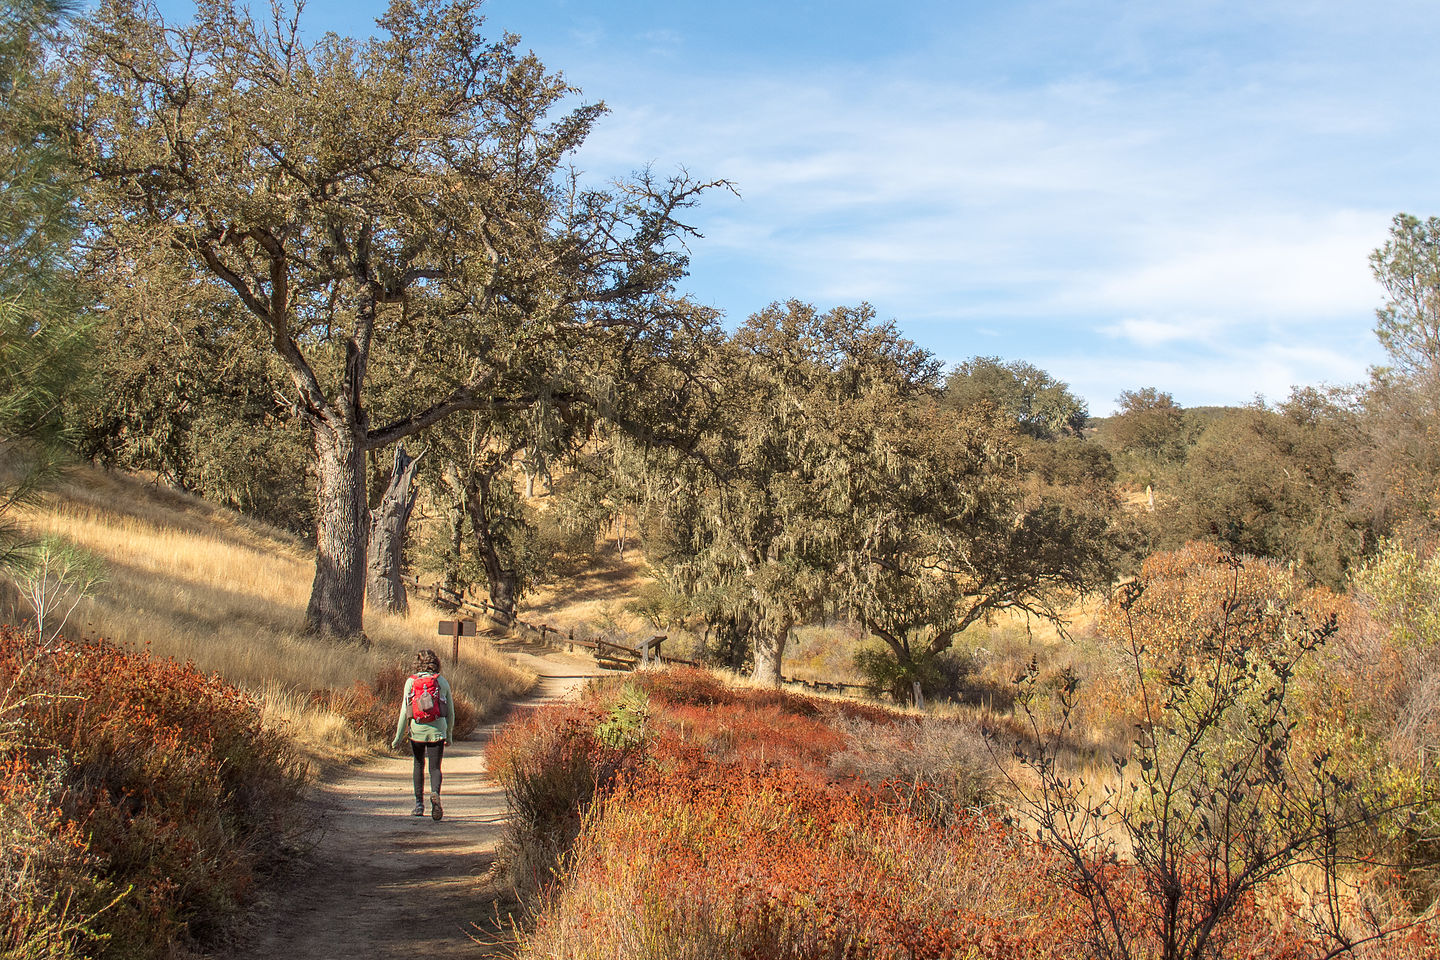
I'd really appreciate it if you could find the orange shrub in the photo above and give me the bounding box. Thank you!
[634,667,896,725]
[527,760,1087,960]
[499,665,1439,960]
[487,671,897,898]
[1097,541,1346,665]
[0,627,305,959]
[1,757,113,959]
[620,668,894,774]
[488,700,645,897]
[525,750,1440,960]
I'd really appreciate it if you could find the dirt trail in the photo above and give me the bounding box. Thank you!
[233,641,607,959]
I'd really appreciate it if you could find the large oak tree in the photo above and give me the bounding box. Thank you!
[643,302,925,683]
[645,301,1113,689]
[61,0,717,638]
[834,393,1113,698]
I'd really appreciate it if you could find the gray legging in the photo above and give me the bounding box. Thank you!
[409,739,445,799]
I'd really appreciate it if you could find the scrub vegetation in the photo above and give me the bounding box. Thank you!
[1,628,306,958]
[489,656,1440,960]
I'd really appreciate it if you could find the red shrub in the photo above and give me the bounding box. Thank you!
[487,700,648,897]
[635,667,897,726]
[498,667,1438,960]
[0,627,305,958]
[527,757,1088,959]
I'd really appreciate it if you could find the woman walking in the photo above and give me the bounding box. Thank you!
[391,649,456,821]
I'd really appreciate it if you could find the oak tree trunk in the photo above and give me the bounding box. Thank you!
[487,570,518,626]
[713,613,752,671]
[750,618,791,686]
[438,461,470,597]
[462,470,519,627]
[442,503,466,598]
[367,444,422,616]
[305,419,369,642]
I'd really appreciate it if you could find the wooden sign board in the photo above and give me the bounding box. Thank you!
[438,619,477,665]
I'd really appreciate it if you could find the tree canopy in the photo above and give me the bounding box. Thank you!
[1173,393,1364,587]
[0,0,91,571]
[1372,213,1440,379]
[643,301,1114,691]
[944,355,1088,440]
[61,0,721,638]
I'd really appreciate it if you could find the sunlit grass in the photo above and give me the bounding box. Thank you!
[9,466,534,772]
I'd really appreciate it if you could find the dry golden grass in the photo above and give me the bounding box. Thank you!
[8,466,534,773]
[523,547,652,631]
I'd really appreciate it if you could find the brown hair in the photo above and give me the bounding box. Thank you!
[413,649,441,675]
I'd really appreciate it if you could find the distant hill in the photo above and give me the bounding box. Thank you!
[1086,404,1243,434]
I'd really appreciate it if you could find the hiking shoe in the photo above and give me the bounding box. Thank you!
[431,797,443,822]
[411,800,425,817]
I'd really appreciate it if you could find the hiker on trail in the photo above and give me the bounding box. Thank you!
[391,648,455,821]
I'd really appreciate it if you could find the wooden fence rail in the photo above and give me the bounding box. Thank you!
[399,575,881,697]
[399,575,702,672]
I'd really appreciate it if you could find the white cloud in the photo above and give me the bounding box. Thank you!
[1102,318,1203,347]
[639,29,684,57]
[579,73,1394,305]
[1037,335,1378,415]
[1078,211,1389,327]
[550,17,1430,408]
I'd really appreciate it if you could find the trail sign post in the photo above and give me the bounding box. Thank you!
[438,619,477,665]
[635,635,665,668]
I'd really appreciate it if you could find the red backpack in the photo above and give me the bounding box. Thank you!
[409,674,445,723]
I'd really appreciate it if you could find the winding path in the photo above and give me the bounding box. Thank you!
[232,642,606,959]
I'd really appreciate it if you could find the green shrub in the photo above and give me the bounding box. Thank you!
[853,643,976,705]
[595,684,649,749]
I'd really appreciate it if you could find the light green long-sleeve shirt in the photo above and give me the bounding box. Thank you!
[392,673,455,748]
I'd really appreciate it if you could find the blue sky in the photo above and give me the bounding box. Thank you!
[154,1,1440,413]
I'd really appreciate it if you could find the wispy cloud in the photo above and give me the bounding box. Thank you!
[451,0,1440,409]
[560,52,1408,409]
[1102,318,1203,348]
[1079,211,1390,328]
[139,0,1436,411]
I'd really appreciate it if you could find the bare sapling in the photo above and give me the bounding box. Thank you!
[996,553,1435,960]
[13,534,104,648]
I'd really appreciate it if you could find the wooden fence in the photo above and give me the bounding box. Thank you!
[400,575,701,672]
[400,575,881,696]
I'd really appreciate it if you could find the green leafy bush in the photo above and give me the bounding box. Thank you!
[853,642,976,705]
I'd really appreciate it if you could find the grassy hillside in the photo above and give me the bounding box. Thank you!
[8,465,534,771]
